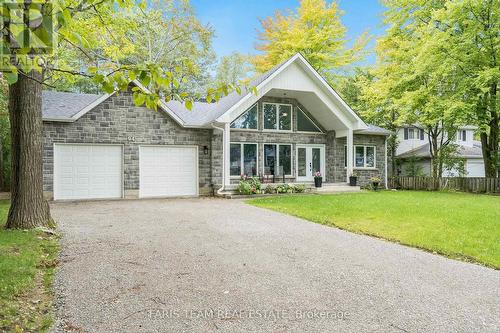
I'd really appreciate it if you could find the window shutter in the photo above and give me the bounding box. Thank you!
[420,129,424,140]
[462,130,467,141]
[404,128,408,140]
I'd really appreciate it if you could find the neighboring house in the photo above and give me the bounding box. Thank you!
[42,53,391,201]
[395,125,485,177]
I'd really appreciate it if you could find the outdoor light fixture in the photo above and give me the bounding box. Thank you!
[203,146,209,155]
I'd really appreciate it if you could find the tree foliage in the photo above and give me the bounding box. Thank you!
[47,0,217,95]
[0,0,237,229]
[215,52,252,87]
[360,0,498,177]
[252,0,369,81]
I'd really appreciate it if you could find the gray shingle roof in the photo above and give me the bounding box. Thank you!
[41,54,390,136]
[42,91,103,120]
[397,142,483,159]
[355,124,392,136]
[165,59,286,126]
[41,58,285,126]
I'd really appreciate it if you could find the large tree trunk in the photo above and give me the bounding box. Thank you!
[6,70,51,229]
[0,143,4,191]
[480,83,498,178]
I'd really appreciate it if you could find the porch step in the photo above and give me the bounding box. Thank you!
[314,183,361,193]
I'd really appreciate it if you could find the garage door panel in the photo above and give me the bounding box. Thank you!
[54,144,122,200]
[139,146,198,198]
[467,160,485,177]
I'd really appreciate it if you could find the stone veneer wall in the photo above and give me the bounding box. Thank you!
[333,134,387,186]
[42,91,214,198]
[43,92,388,197]
[229,96,329,183]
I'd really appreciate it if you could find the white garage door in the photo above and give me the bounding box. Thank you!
[54,144,123,200]
[139,146,198,198]
[467,160,485,177]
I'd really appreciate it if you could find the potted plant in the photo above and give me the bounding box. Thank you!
[349,172,358,186]
[370,176,381,191]
[314,171,322,188]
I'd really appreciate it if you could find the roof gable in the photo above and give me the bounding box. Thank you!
[42,53,372,131]
[216,53,367,131]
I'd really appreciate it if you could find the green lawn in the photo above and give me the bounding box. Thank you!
[0,200,59,332]
[249,191,500,269]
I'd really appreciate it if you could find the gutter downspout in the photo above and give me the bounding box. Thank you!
[385,136,389,189]
[211,122,227,196]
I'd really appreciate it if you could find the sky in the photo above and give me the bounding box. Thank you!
[190,0,386,64]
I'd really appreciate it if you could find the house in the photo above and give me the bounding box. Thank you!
[42,53,391,200]
[395,125,485,177]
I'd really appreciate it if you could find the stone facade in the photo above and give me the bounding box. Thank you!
[333,134,387,186]
[43,91,214,198]
[229,96,329,183]
[43,93,387,199]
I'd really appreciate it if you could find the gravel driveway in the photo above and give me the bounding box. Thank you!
[51,198,499,333]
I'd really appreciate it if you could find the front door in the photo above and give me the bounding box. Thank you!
[296,144,325,182]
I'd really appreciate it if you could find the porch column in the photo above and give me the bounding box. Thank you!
[223,122,231,187]
[346,128,354,183]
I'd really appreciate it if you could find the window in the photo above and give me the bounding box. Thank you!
[264,144,292,176]
[231,104,257,129]
[344,145,376,168]
[458,130,467,142]
[297,107,322,132]
[404,127,424,140]
[263,103,292,131]
[230,143,258,176]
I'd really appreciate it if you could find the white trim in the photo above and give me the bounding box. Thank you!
[223,123,231,187]
[70,93,115,121]
[262,102,293,132]
[295,144,326,182]
[262,143,293,177]
[43,117,76,123]
[230,103,259,131]
[344,144,377,169]
[219,55,300,123]
[138,145,199,198]
[384,137,388,189]
[296,106,324,133]
[45,80,187,127]
[53,143,124,201]
[295,54,366,127]
[216,53,367,130]
[346,129,353,182]
[229,142,259,178]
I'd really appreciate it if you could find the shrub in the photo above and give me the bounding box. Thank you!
[237,176,262,195]
[294,184,306,193]
[264,185,275,194]
[276,184,290,194]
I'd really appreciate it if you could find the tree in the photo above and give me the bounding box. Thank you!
[215,52,251,87]
[360,0,491,178]
[0,77,10,191]
[1,0,234,229]
[46,0,217,95]
[374,0,498,178]
[252,0,369,82]
[337,68,401,176]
